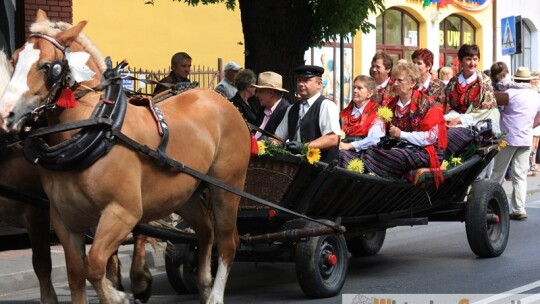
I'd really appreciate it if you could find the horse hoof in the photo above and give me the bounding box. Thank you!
[133,285,152,303]
[130,298,142,304]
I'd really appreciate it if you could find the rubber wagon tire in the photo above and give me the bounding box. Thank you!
[347,230,386,257]
[294,220,348,298]
[164,222,199,294]
[465,180,510,258]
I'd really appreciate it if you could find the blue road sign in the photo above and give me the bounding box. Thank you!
[501,16,516,56]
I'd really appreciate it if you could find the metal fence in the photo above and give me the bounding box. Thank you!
[121,58,223,95]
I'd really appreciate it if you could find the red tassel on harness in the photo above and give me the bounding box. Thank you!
[55,87,77,108]
[250,134,258,155]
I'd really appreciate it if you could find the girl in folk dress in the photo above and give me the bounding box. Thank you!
[338,75,385,168]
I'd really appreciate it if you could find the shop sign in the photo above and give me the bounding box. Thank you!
[439,30,474,47]
[422,0,492,11]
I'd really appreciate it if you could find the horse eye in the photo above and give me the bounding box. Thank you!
[40,62,51,73]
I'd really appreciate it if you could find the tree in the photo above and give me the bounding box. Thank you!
[146,0,385,94]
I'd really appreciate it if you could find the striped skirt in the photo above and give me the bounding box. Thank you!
[338,149,366,168]
[362,146,445,178]
[447,127,476,154]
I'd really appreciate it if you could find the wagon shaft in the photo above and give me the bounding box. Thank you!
[239,225,345,245]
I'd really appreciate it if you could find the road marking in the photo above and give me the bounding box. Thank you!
[472,280,540,303]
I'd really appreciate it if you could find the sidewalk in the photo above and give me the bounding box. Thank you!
[0,240,166,295]
[1,174,540,296]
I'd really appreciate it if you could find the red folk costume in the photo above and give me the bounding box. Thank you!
[444,71,496,114]
[377,76,398,107]
[388,89,448,187]
[340,100,381,137]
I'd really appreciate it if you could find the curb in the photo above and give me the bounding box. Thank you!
[0,243,166,295]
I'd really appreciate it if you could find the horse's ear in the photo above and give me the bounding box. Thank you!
[56,21,87,46]
[36,9,49,23]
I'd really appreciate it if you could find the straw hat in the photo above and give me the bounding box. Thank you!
[512,66,535,80]
[252,71,289,93]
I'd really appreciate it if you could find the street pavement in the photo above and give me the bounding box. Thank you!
[1,173,540,297]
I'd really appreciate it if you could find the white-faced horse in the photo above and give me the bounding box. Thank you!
[1,49,153,303]
[0,48,58,304]
[0,10,250,304]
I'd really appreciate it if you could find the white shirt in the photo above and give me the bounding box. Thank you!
[275,92,341,142]
[349,102,385,151]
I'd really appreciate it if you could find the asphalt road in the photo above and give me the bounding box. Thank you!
[3,197,540,303]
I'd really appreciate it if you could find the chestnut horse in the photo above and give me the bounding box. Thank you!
[0,49,58,304]
[0,10,250,304]
[1,49,153,303]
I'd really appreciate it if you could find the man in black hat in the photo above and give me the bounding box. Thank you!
[274,65,341,162]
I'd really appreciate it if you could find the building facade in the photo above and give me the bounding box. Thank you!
[2,0,539,104]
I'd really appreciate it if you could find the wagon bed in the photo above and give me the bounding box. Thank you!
[165,144,509,298]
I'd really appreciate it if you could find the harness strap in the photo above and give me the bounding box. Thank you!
[26,117,114,138]
[246,122,285,143]
[0,184,49,210]
[110,129,344,233]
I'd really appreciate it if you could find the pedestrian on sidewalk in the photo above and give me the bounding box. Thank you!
[490,66,540,221]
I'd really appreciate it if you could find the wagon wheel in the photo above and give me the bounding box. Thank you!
[294,220,348,298]
[347,230,386,257]
[465,180,510,258]
[164,221,199,294]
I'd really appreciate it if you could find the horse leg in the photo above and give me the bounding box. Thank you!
[24,208,58,304]
[205,186,240,304]
[105,250,123,291]
[130,233,153,303]
[179,192,215,303]
[85,205,139,304]
[49,204,88,304]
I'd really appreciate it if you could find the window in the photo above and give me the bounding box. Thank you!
[513,21,532,70]
[304,35,353,105]
[376,8,419,63]
[439,15,476,74]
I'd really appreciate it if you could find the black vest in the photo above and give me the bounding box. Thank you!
[287,95,338,163]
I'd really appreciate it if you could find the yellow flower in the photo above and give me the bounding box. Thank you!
[377,106,393,123]
[449,157,462,167]
[257,140,266,156]
[306,147,321,164]
[498,139,507,151]
[347,158,365,173]
[441,160,449,169]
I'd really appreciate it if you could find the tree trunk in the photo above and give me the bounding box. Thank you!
[238,0,315,99]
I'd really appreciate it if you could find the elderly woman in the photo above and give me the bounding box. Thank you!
[338,75,385,168]
[444,44,500,154]
[363,63,447,185]
[229,69,260,125]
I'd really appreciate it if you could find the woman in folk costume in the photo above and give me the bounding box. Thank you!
[363,63,447,186]
[444,44,500,154]
[411,48,446,102]
[338,75,385,168]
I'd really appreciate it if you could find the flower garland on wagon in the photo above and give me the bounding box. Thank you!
[255,140,321,165]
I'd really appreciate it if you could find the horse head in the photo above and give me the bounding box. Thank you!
[0,9,105,133]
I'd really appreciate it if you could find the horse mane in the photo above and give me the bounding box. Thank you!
[30,20,107,73]
[0,49,10,97]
